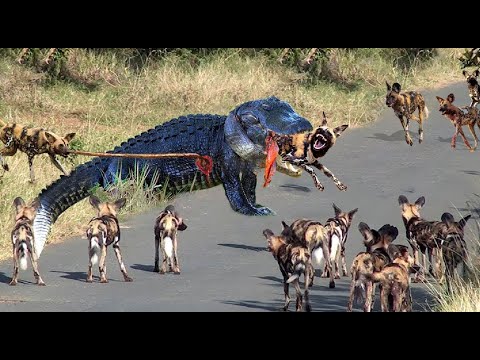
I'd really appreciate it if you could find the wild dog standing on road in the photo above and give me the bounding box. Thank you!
[281,218,336,288]
[86,195,132,283]
[153,205,187,275]
[9,197,45,286]
[275,112,348,191]
[347,222,398,312]
[0,119,75,183]
[398,195,446,282]
[263,228,312,312]
[440,212,471,282]
[435,93,480,151]
[463,69,480,108]
[366,247,417,312]
[385,82,429,146]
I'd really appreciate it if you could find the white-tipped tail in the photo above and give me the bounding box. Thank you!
[312,247,324,265]
[164,236,173,258]
[19,243,28,270]
[330,234,341,262]
[424,105,429,119]
[287,273,300,283]
[90,238,100,265]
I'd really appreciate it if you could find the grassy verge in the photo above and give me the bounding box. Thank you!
[0,48,466,261]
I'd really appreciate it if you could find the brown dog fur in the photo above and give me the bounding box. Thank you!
[463,69,480,108]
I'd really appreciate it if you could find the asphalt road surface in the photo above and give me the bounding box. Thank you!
[1,81,479,312]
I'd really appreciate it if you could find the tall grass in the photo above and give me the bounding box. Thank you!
[0,48,466,261]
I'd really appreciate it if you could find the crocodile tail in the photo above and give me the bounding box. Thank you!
[33,158,107,257]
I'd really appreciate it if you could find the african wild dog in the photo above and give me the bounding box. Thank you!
[366,247,417,312]
[463,69,480,108]
[347,222,398,312]
[0,119,76,183]
[153,205,187,275]
[436,93,480,151]
[86,195,132,283]
[275,112,348,192]
[440,212,471,282]
[398,195,447,282]
[385,82,429,146]
[281,218,336,288]
[9,197,45,286]
[263,228,312,312]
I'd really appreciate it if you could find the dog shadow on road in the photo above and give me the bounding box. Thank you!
[217,243,267,252]
[131,263,155,273]
[50,270,121,283]
[367,130,416,142]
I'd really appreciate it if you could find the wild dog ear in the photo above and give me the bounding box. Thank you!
[13,197,26,214]
[30,198,41,212]
[398,195,409,208]
[386,82,391,91]
[333,124,348,138]
[89,195,102,210]
[474,69,480,78]
[177,216,188,231]
[358,222,374,244]
[281,221,290,230]
[44,131,57,144]
[378,224,399,244]
[392,83,401,93]
[332,203,342,216]
[263,229,274,239]
[463,70,469,78]
[447,93,455,103]
[321,112,328,127]
[64,133,76,142]
[435,96,444,104]
[441,212,455,225]
[113,198,127,211]
[459,214,472,229]
[414,196,425,209]
[348,208,359,221]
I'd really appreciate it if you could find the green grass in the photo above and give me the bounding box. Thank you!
[0,48,467,261]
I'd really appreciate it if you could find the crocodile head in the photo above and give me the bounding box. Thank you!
[225,96,313,165]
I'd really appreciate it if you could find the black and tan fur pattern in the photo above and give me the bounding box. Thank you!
[263,228,312,312]
[440,212,471,282]
[435,93,480,151]
[385,82,429,146]
[281,218,336,288]
[398,195,447,282]
[9,197,45,286]
[275,112,348,191]
[153,205,188,275]
[347,222,398,312]
[366,247,417,312]
[0,119,75,183]
[463,69,480,108]
[86,195,132,283]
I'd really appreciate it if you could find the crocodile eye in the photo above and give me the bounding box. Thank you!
[240,114,260,125]
[262,103,272,111]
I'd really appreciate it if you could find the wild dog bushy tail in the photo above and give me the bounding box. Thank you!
[18,242,28,270]
[89,238,101,265]
[287,260,307,283]
[164,236,173,258]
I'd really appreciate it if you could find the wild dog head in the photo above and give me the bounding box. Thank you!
[385,82,402,107]
[441,212,471,273]
[435,93,458,115]
[44,131,76,158]
[156,205,187,232]
[358,222,398,252]
[311,112,348,158]
[331,203,358,243]
[263,228,287,255]
[14,196,39,224]
[392,246,418,274]
[88,195,126,218]
[398,195,425,231]
[463,69,480,87]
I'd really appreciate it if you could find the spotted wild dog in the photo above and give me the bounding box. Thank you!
[263,228,312,312]
[153,205,187,275]
[347,222,398,312]
[463,69,480,108]
[281,218,336,288]
[385,82,429,146]
[440,212,471,282]
[435,93,480,151]
[0,119,75,183]
[366,247,417,312]
[9,197,45,286]
[86,195,132,283]
[275,112,348,191]
[398,195,447,282]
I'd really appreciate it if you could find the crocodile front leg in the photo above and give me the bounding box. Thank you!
[241,164,258,206]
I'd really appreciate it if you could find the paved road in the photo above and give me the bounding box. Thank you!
[1,82,478,312]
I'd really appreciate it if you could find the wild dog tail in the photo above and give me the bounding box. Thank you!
[89,237,101,266]
[164,236,173,258]
[287,261,306,284]
[423,105,430,120]
[33,158,108,257]
[365,271,385,283]
[18,241,28,270]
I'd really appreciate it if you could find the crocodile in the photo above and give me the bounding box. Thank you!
[33,96,313,256]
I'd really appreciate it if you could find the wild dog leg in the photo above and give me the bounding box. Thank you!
[283,279,291,311]
[160,241,168,274]
[9,246,19,286]
[0,145,18,171]
[379,284,388,312]
[173,236,180,274]
[347,277,356,312]
[154,234,160,272]
[48,154,69,175]
[364,280,374,312]
[17,48,29,64]
[457,125,473,151]
[99,245,108,283]
[293,279,303,312]
[113,242,133,282]
[304,265,312,312]
[27,241,45,286]
[311,160,347,191]
[467,123,478,150]
[27,154,36,183]
[301,164,324,191]
[341,246,348,276]
[321,240,336,288]
[87,242,94,283]
[397,114,413,146]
